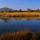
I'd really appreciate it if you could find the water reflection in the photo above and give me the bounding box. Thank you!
[0,17,40,21]
[13,17,40,20]
[0,17,40,35]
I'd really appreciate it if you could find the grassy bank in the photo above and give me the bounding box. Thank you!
[0,12,40,17]
[0,12,40,20]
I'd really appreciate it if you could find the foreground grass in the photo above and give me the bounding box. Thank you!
[0,31,40,40]
[0,31,32,40]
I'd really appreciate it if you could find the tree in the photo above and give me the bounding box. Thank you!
[2,6,9,12]
[27,8,31,11]
[19,9,22,11]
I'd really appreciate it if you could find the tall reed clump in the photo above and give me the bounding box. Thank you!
[0,31,32,40]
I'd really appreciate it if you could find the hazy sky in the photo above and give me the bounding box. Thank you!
[0,0,40,10]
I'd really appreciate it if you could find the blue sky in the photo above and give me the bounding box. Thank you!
[0,0,40,10]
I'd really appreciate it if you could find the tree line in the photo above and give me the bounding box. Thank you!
[0,7,40,12]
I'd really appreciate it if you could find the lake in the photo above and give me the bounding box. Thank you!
[0,17,40,35]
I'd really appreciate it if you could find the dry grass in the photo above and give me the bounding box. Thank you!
[0,31,32,40]
[0,12,40,17]
[0,29,40,40]
[0,12,40,20]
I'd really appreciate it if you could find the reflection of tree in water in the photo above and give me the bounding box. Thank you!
[4,20,8,22]
[3,19,8,22]
[1,18,10,22]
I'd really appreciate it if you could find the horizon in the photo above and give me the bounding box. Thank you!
[0,0,40,10]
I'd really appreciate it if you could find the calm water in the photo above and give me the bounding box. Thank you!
[0,18,40,35]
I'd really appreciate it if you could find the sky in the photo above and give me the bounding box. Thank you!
[0,0,40,10]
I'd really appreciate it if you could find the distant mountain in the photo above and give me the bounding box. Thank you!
[0,7,16,12]
[0,7,40,12]
[0,7,24,12]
